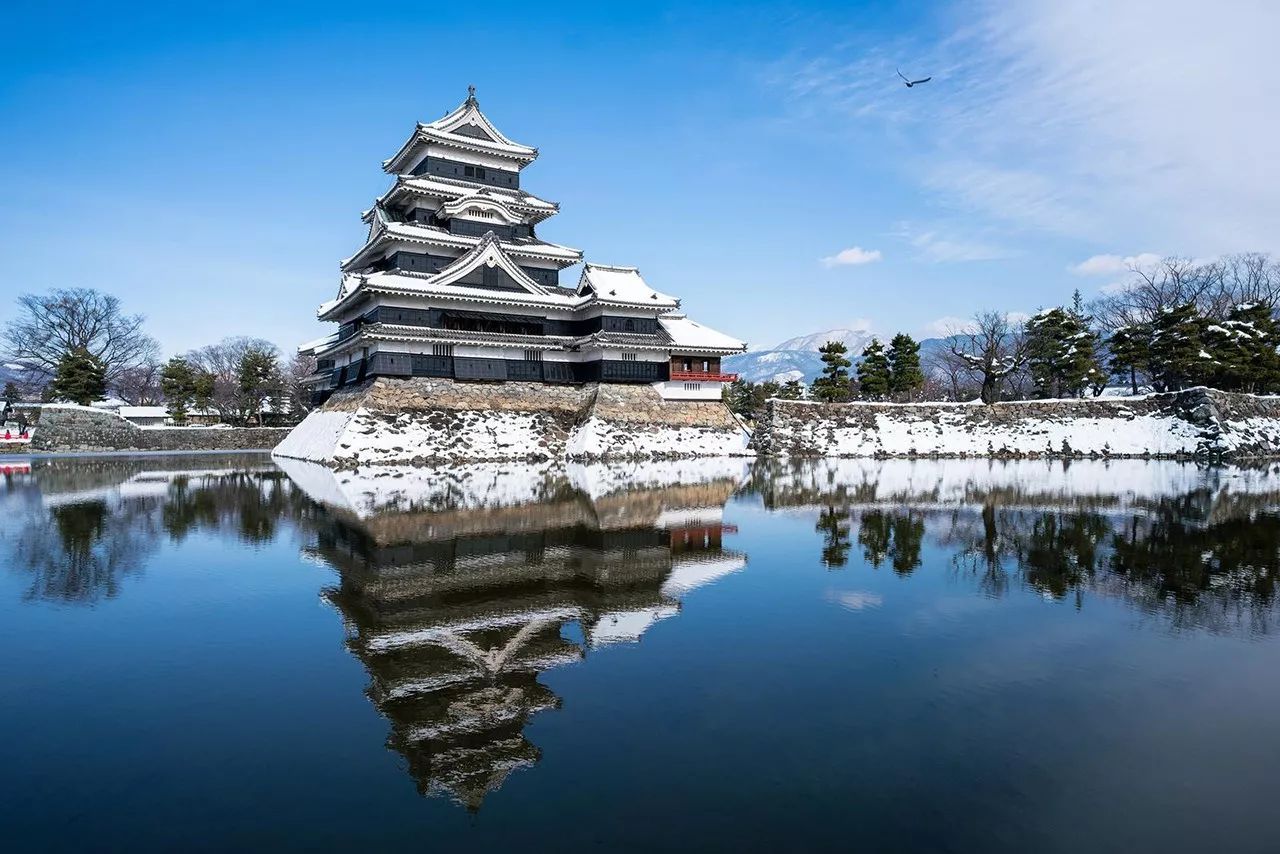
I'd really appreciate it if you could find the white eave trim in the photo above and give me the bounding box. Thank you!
[340,225,582,271]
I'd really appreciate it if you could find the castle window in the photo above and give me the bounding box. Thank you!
[621,352,638,362]
[684,383,702,391]
[431,344,454,357]
[523,349,543,362]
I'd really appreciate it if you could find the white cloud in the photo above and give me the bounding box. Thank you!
[922,315,976,337]
[1071,253,1161,276]
[921,311,1029,339]
[820,246,883,267]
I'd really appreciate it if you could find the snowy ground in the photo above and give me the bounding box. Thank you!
[759,390,1280,460]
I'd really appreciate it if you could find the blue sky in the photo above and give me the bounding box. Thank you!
[2,0,1276,356]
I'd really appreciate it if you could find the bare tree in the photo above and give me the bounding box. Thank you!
[114,359,164,405]
[285,351,318,419]
[3,288,159,386]
[947,311,1027,404]
[186,337,279,425]
[1093,253,1280,333]
[925,346,978,401]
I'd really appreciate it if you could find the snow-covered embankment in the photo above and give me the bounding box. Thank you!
[273,378,751,466]
[752,388,1280,460]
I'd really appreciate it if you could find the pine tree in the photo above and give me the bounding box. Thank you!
[192,370,216,414]
[723,378,752,417]
[2,382,19,405]
[812,341,852,402]
[1025,307,1103,398]
[160,357,197,424]
[856,339,891,399]
[887,333,924,399]
[238,348,281,425]
[1202,303,1280,392]
[1108,323,1152,395]
[49,348,106,405]
[777,379,805,400]
[1149,303,1206,391]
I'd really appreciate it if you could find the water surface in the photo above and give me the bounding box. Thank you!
[2,454,1279,852]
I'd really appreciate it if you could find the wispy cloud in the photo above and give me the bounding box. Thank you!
[820,246,883,267]
[898,225,1016,263]
[764,0,1280,254]
[1071,253,1161,276]
[824,588,884,612]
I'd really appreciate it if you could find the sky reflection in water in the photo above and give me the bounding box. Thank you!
[2,454,1279,853]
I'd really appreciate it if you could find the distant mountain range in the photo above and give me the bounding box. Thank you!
[0,362,32,387]
[725,328,947,384]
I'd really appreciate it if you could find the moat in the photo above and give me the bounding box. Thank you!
[3,454,1279,852]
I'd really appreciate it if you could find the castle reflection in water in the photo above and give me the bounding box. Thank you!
[5,455,1280,808]
[282,458,750,809]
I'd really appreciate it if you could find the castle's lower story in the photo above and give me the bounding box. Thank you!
[300,256,744,408]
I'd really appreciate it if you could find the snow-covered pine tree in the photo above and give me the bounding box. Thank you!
[1149,303,1206,391]
[1025,307,1103,397]
[813,341,852,402]
[1201,303,1280,392]
[856,339,891,399]
[887,333,925,399]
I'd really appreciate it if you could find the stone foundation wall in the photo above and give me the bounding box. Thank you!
[27,406,291,454]
[752,388,1280,460]
[274,378,751,466]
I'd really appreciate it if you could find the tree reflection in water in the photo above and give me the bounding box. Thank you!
[758,457,1280,636]
[1,456,299,604]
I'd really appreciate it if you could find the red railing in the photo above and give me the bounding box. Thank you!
[670,370,738,382]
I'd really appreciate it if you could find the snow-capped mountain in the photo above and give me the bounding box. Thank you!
[772,327,877,354]
[724,327,877,384]
[724,328,947,384]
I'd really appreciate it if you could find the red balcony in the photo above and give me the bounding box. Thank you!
[670,370,738,383]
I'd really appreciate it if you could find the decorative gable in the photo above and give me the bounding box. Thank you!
[430,232,549,296]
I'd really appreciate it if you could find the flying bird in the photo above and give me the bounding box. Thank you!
[897,68,932,88]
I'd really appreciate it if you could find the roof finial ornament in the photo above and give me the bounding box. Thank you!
[466,84,477,105]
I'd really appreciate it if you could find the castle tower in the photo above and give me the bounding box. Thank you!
[299,88,746,406]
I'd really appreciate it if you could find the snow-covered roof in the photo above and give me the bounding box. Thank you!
[577,264,678,308]
[389,175,558,215]
[342,219,582,271]
[658,313,747,353]
[298,332,339,354]
[118,406,169,419]
[319,269,583,321]
[382,89,538,173]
